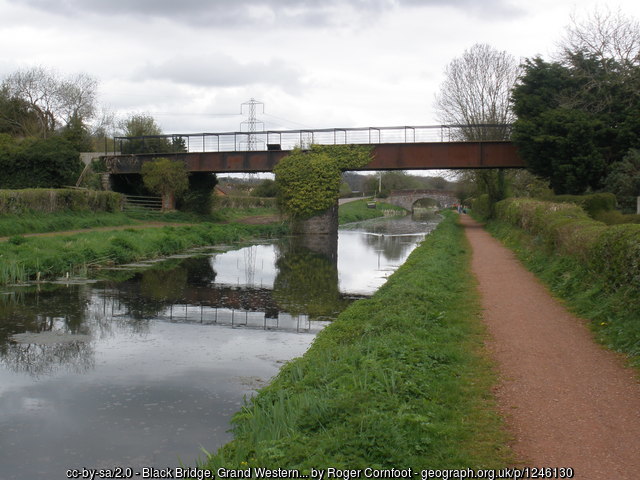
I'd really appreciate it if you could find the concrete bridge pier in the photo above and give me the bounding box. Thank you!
[290,202,339,261]
[291,202,338,236]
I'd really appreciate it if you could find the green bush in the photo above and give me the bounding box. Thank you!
[470,194,490,219]
[553,193,617,218]
[0,136,83,188]
[593,210,640,225]
[591,224,640,291]
[495,198,639,290]
[251,179,277,198]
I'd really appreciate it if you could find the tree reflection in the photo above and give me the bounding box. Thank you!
[0,285,92,341]
[273,237,349,320]
[1,339,94,378]
[109,257,217,319]
[360,233,419,262]
[0,286,96,377]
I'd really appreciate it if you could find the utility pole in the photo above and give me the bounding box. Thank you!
[240,98,265,151]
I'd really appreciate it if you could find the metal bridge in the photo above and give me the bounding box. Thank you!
[104,124,525,174]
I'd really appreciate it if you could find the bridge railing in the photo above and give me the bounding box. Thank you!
[110,124,512,155]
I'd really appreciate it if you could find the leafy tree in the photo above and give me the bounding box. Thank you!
[339,181,352,198]
[179,172,217,214]
[141,157,189,211]
[513,10,640,195]
[62,113,93,152]
[119,113,186,154]
[604,149,640,213]
[512,100,606,194]
[251,178,278,197]
[0,87,41,137]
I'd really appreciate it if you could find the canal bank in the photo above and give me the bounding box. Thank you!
[202,212,511,470]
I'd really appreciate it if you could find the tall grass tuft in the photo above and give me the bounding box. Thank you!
[0,260,27,284]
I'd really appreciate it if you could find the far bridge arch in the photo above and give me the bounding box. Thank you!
[385,190,457,211]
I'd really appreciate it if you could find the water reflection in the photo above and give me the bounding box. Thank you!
[273,238,348,319]
[0,214,440,479]
[338,214,440,294]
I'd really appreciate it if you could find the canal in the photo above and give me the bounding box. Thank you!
[0,214,439,478]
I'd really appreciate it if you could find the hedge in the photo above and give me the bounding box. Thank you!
[496,198,640,293]
[552,193,617,217]
[0,189,124,214]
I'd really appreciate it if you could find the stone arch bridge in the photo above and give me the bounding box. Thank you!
[385,190,457,211]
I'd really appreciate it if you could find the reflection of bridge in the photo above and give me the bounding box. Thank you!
[386,190,457,210]
[104,124,525,174]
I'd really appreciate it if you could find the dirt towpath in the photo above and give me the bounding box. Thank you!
[459,214,640,480]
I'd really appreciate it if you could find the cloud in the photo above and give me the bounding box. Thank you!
[133,53,304,92]
[11,0,524,27]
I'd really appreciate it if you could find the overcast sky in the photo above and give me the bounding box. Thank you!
[1,0,639,136]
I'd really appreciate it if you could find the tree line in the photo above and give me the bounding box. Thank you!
[0,66,177,189]
[436,8,640,213]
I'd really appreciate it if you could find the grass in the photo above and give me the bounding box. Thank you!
[211,206,280,222]
[0,207,284,239]
[0,222,286,285]
[199,211,512,470]
[338,199,407,224]
[485,219,640,369]
[0,211,139,237]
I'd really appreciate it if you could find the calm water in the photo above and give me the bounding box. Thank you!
[0,214,440,479]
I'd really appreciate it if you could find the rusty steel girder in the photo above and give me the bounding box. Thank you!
[104,141,525,174]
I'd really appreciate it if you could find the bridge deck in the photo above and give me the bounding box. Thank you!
[105,141,525,174]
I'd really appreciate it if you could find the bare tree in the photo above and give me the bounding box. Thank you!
[434,44,523,217]
[3,67,59,137]
[58,73,98,125]
[1,67,98,138]
[560,7,640,68]
[435,43,519,141]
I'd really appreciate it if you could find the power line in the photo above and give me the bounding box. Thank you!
[263,113,312,129]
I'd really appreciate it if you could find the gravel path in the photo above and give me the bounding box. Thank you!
[460,214,640,480]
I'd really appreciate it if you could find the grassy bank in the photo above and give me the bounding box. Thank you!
[0,222,286,285]
[486,218,640,368]
[0,211,140,237]
[200,212,511,470]
[0,206,282,238]
[338,199,406,224]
